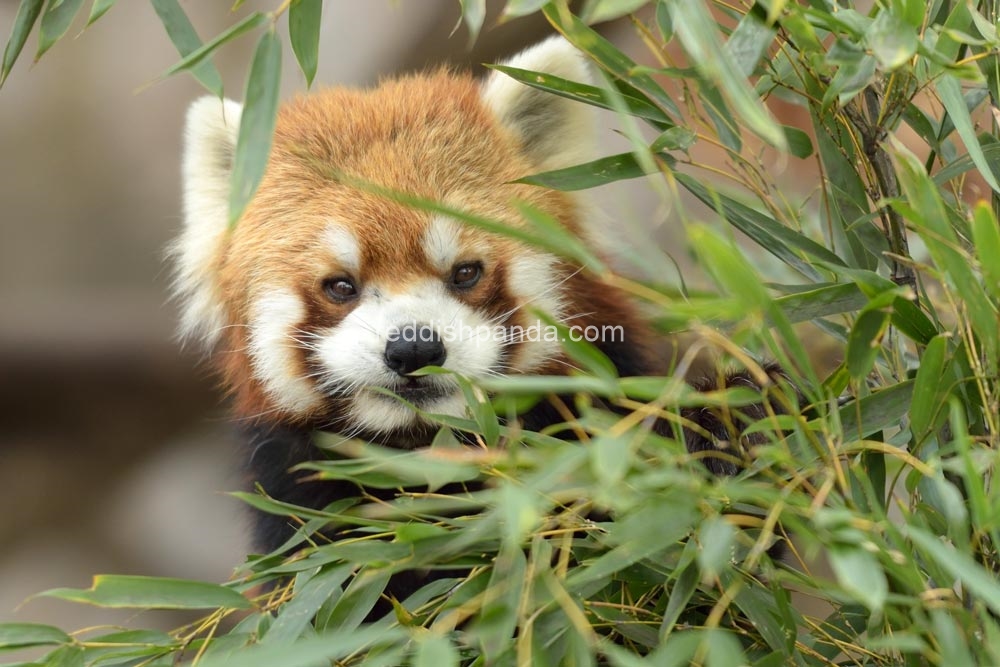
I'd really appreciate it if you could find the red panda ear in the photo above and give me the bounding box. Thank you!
[482,36,596,171]
[172,95,243,348]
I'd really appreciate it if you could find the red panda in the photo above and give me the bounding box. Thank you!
[172,37,788,563]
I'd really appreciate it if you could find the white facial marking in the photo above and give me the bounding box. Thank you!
[248,288,323,414]
[324,224,362,275]
[506,249,566,372]
[423,217,463,273]
[315,279,500,434]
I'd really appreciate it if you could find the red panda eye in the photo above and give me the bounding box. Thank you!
[450,262,482,289]
[322,277,358,303]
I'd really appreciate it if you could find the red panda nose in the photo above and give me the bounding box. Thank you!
[384,325,447,376]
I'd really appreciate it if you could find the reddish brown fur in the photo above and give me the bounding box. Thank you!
[210,68,655,427]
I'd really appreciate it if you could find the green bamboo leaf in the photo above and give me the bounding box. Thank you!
[930,609,976,665]
[651,126,696,152]
[828,546,888,611]
[39,575,252,610]
[1,0,43,86]
[159,11,266,80]
[971,202,1000,302]
[828,55,877,108]
[907,526,1000,616]
[726,6,777,77]
[568,505,698,591]
[892,141,998,373]
[819,264,938,343]
[0,623,71,650]
[193,627,408,667]
[660,559,699,637]
[782,125,814,158]
[699,83,742,152]
[833,380,914,438]
[582,0,647,25]
[487,64,673,127]
[35,0,83,60]
[150,0,224,97]
[775,283,868,324]
[697,517,736,578]
[933,142,1000,185]
[458,0,485,45]
[263,566,351,645]
[936,74,1000,193]
[676,173,843,279]
[289,0,321,87]
[704,628,748,667]
[542,6,681,120]
[229,28,282,225]
[866,9,918,70]
[501,0,549,20]
[300,443,480,491]
[412,636,460,667]
[455,375,500,447]
[669,1,786,149]
[477,374,620,397]
[41,645,84,667]
[516,151,664,191]
[86,0,116,26]
[910,334,949,443]
[812,113,882,270]
[688,224,770,309]
[846,308,890,379]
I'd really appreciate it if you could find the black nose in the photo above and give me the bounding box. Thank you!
[384,325,447,376]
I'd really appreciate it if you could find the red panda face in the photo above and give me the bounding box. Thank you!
[172,38,602,440]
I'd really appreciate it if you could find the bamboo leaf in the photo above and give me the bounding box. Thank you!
[676,173,843,279]
[262,566,351,645]
[542,6,681,121]
[0,623,71,650]
[829,546,888,611]
[488,63,673,127]
[892,141,998,374]
[833,380,914,438]
[289,0,321,87]
[192,627,408,667]
[35,0,84,61]
[846,308,890,380]
[413,635,460,667]
[669,0,786,149]
[457,0,485,46]
[39,575,252,610]
[1,0,43,86]
[159,11,266,80]
[866,9,918,70]
[229,28,282,225]
[86,0,116,26]
[501,0,550,20]
[936,74,1000,193]
[726,6,777,77]
[910,334,949,443]
[150,0,224,97]
[972,202,1000,302]
[907,526,1000,617]
[516,151,664,191]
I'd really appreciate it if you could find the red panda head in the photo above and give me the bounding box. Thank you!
[172,37,613,441]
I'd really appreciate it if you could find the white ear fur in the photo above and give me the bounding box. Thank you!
[482,36,596,171]
[172,95,243,348]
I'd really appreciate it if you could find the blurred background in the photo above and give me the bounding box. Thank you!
[1,0,664,636]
